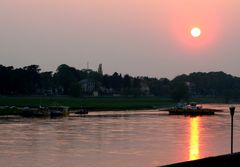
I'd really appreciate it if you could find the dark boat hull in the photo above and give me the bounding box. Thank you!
[168,109,217,116]
[48,106,69,117]
[74,109,88,115]
[19,108,49,117]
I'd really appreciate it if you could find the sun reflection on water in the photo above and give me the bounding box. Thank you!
[189,117,200,160]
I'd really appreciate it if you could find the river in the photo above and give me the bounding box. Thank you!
[0,104,240,167]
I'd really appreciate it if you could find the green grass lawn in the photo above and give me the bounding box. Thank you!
[0,96,228,114]
[0,96,173,111]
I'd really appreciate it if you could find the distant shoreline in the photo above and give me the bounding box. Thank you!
[0,96,232,116]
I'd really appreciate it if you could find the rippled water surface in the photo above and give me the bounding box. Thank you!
[1,104,240,167]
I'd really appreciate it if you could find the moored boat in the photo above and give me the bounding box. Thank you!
[74,108,88,115]
[168,108,216,116]
[167,102,223,116]
[48,106,69,117]
[0,105,71,118]
[19,107,49,117]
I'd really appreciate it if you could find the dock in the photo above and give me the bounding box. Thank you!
[160,152,240,167]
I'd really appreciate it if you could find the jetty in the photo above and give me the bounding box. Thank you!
[160,152,240,167]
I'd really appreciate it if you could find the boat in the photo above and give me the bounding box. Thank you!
[48,106,69,117]
[19,107,49,117]
[1,106,50,117]
[0,105,70,118]
[74,108,88,115]
[167,102,223,116]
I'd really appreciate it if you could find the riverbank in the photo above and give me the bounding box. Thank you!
[0,96,173,115]
[0,96,227,115]
[161,152,240,167]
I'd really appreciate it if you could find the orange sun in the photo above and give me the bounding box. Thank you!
[191,27,201,38]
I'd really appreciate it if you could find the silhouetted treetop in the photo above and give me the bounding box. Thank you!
[0,64,240,100]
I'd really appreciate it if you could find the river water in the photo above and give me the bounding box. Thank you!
[1,104,240,167]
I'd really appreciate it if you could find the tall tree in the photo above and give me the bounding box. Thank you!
[171,82,189,102]
[54,64,78,94]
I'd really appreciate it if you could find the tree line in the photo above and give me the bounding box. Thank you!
[1,64,240,102]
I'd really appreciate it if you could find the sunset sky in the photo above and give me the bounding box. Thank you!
[1,0,240,78]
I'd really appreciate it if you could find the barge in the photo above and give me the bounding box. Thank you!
[167,102,223,116]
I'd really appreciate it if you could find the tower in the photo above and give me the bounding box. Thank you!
[98,64,103,75]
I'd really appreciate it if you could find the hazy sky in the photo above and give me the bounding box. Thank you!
[1,0,240,78]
